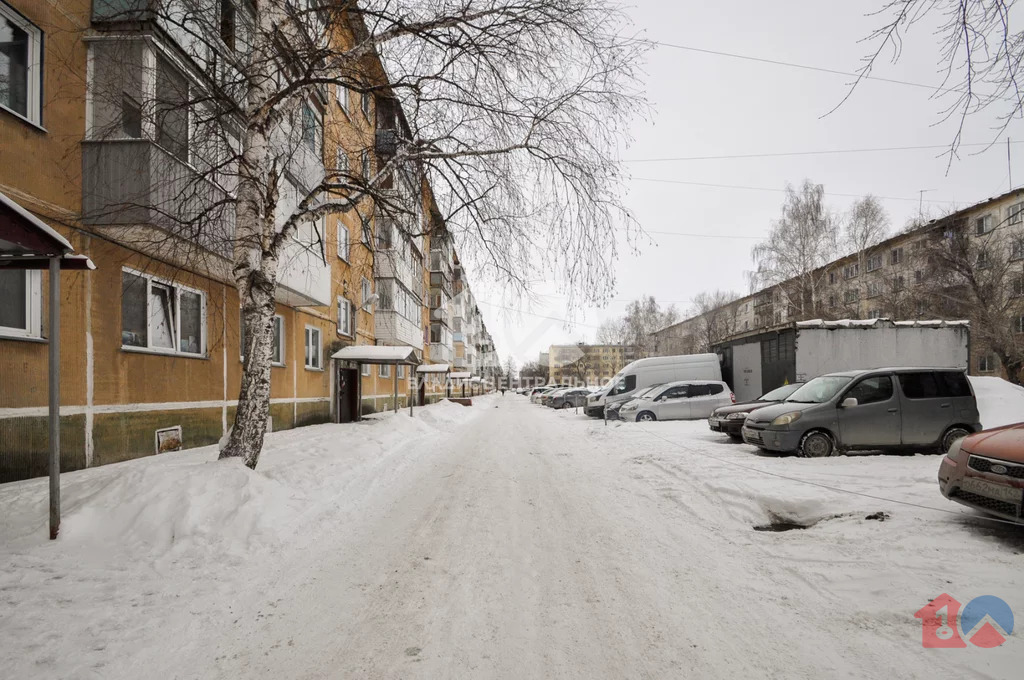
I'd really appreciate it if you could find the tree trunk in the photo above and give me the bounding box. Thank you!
[220,257,278,468]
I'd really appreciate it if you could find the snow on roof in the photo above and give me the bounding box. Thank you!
[330,345,418,363]
[416,363,450,373]
[449,371,472,379]
[0,190,74,253]
[796,318,969,330]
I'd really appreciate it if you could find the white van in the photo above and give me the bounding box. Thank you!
[584,353,723,418]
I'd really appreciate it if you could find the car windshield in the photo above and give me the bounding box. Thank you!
[785,376,853,403]
[759,383,802,401]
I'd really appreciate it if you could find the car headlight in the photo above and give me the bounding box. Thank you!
[770,411,802,427]
[726,412,747,420]
[621,403,637,411]
[945,438,964,461]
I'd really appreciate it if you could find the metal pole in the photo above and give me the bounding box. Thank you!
[409,366,414,416]
[393,367,398,414]
[48,256,61,540]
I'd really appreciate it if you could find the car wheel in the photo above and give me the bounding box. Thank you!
[561,401,572,409]
[941,426,971,453]
[798,431,834,458]
[727,433,743,441]
[637,411,657,422]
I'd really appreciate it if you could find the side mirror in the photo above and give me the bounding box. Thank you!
[841,397,858,408]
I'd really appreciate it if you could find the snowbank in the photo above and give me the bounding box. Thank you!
[970,375,1024,429]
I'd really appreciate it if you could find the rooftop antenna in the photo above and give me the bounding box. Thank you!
[1008,138,1013,190]
[918,189,933,221]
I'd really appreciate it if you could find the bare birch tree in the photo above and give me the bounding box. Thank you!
[689,290,739,351]
[749,180,839,319]
[84,0,645,468]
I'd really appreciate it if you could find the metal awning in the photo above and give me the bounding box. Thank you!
[331,345,418,364]
[449,371,472,379]
[0,190,74,255]
[0,254,96,270]
[416,363,450,373]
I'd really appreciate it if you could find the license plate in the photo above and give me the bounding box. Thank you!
[961,477,1024,504]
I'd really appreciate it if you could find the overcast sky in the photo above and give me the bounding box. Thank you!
[474,0,1024,369]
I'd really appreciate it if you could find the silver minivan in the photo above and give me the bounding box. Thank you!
[741,368,982,457]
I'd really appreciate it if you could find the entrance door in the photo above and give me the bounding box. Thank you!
[337,367,359,423]
[418,376,426,406]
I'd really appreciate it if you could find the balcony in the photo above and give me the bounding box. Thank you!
[82,139,330,306]
[454,357,467,369]
[429,343,453,363]
[430,270,452,294]
[374,310,424,350]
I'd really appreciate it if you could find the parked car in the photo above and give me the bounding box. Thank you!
[541,388,569,407]
[586,353,722,418]
[618,381,734,422]
[605,384,664,420]
[742,368,981,457]
[708,383,805,439]
[939,422,1024,522]
[550,388,591,410]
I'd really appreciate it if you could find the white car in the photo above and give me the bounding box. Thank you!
[618,380,734,422]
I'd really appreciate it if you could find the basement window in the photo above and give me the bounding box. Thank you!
[0,269,42,338]
[121,269,206,356]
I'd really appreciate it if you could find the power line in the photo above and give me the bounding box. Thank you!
[625,141,1024,164]
[643,38,968,97]
[631,177,954,204]
[644,229,764,240]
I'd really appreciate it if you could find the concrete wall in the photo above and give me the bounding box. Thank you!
[794,326,970,382]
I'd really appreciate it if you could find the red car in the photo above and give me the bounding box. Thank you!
[939,423,1024,522]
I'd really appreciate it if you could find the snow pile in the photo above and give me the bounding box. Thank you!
[969,376,1024,429]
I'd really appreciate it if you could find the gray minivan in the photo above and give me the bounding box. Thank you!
[741,368,982,457]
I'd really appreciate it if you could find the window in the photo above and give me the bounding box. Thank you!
[845,376,893,405]
[1013,276,1024,297]
[361,150,371,179]
[866,255,882,272]
[844,263,860,279]
[376,218,393,250]
[336,83,350,112]
[398,364,405,379]
[890,247,904,266]
[301,103,321,153]
[155,57,190,163]
[240,312,285,365]
[828,271,838,285]
[866,281,881,298]
[361,363,370,376]
[914,270,923,285]
[379,363,391,378]
[121,270,205,355]
[893,274,905,291]
[0,269,41,337]
[975,214,994,235]
[361,277,372,311]
[361,91,371,118]
[978,355,996,373]
[1010,202,1024,225]
[844,288,860,304]
[0,3,41,125]
[337,221,349,261]
[977,250,991,269]
[609,374,636,396]
[304,325,322,369]
[122,94,142,137]
[1017,315,1024,334]
[658,386,689,400]
[337,297,353,337]
[219,0,236,50]
[361,216,372,245]
[336,148,350,176]
[1011,238,1024,261]
[867,308,883,319]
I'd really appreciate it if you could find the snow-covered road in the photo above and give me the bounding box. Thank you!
[1,394,1021,678]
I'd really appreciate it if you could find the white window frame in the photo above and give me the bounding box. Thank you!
[361,91,371,118]
[379,363,391,378]
[976,214,994,235]
[304,324,322,370]
[398,364,405,379]
[865,255,882,273]
[337,296,353,338]
[0,269,42,339]
[239,312,285,366]
[121,267,207,357]
[0,3,43,127]
[361,363,371,376]
[979,354,996,373]
[336,147,350,176]
[337,221,350,261]
[1016,315,1024,334]
[361,277,372,312]
[361,150,371,179]
[1010,202,1024,225]
[890,247,904,266]
[336,83,350,113]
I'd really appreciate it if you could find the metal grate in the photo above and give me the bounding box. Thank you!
[968,456,1024,480]
[950,489,1020,518]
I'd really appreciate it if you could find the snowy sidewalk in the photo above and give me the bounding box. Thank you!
[1,392,1021,679]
